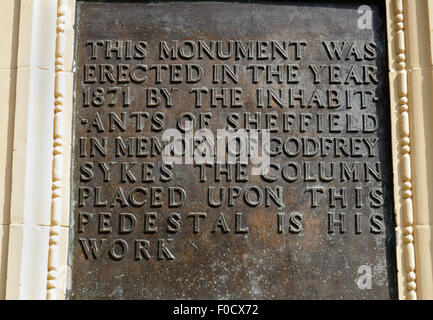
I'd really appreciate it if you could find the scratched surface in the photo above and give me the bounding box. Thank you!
[68,0,397,299]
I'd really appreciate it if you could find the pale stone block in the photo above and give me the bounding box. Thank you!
[0,94,14,226]
[34,0,57,71]
[408,68,433,226]
[0,0,20,69]
[0,225,9,300]
[0,69,13,96]
[65,0,76,29]
[55,226,69,299]
[414,225,433,299]
[10,67,54,226]
[388,70,404,229]
[19,224,50,299]
[1,0,432,302]
[6,224,50,299]
[15,0,57,69]
[64,27,75,73]
[61,71,73,228]
[5,224,23,299]
[5,0,63,300]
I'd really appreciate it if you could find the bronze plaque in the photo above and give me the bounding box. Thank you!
[69,0,397,299]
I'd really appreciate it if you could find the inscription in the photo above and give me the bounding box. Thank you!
[70,0,397,299]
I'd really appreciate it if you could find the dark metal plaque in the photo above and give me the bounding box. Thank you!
[69,0,397,299]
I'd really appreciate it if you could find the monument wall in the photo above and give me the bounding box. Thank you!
[0,0,433,300]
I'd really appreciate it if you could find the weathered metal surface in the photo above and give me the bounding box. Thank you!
[69,0,397,299]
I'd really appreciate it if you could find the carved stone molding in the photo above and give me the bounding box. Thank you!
[47,0,68,300]
[392,0,417,300]
[42,0,421,300]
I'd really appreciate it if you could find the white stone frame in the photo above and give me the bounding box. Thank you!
[5,0,74,299]
[5,0,428,299]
